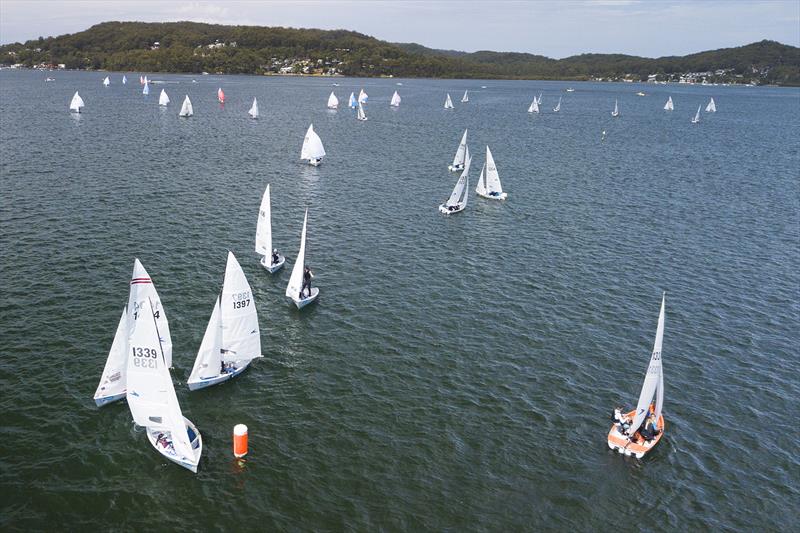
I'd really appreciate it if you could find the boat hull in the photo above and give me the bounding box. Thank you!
[289,287,319,309]
[94,391,126,407]
[448,164,465,172]
[607,411,665,459]
[261,255,285,273]
[439,203,465,215]
[307,158,322,167]
[187,359,254,391]
[146,416,202,473]
[477,191,507,201]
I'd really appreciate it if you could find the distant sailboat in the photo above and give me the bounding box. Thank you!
[142,81,149,96]
[444,93,454,109]
[390,90,401,107]
[461,90,469,103]
[127,298,202,472]
[705,97,716,112]
[139,75,144,85]
[553,96,562,112]
[664,96,674,111]
[476,146,507,200]
[358,88,368,103]
[566,87,575,92]
[348,92,357,108]
[611,99,620,117]
[357,101,368,121]
[248,97,259,119]
[285,209,319,309]
[69,91,84,113]
[179,95,193,117]
[300,124,325,166]
[607,293,666,459]
[327,92,339,109]
[448,129,468,172]
[187,251,262,391]
[537,93,543,105]
[159,89,170,106]
[122,75,127,85]
[102,76,110,87]
[528,96,539,113]
[256,183,285,273]
[439,148,471,215]
[218,88,225,104]
[691,105,701,124]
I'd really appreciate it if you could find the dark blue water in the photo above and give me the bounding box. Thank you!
[1,70,798,530]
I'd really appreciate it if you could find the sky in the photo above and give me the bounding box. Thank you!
[1,0,798,58]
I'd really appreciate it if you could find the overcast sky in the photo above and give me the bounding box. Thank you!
[1,0,798,58]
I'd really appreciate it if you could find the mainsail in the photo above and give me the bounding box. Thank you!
[629,294,666,433]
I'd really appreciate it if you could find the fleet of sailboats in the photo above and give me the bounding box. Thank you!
[248,97,259,119]
[439,148,471,215]
[448,129,468,172]
[285,209,319,309]
[476,146,507,200]
[255,184,285,273]
[301,124,325,166]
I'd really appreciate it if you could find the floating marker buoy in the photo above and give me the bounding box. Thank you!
[233,424,248,458]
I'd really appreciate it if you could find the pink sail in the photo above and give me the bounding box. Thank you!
[217,88,225,103]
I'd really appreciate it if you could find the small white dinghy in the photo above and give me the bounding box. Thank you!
[390,90,401,107]
[476,146,507,200]
[187,252,263,391]
[122,75,127,84]
[461,90,469,103]
[248,97,259,119]
[127,299,202,473]
[285,209,318,309]
[448,129,468,172]
[664,96,674,111]
[327,91,339,109]
[69,91,84,113]
[691,105,701,124]
[553,96,562,113]
[94,258,173,407]
[159,89,170,106]
[439,148,471,215]
[256,183,285,273]
[142,81,150,96]
[611,99,620,117]
[444,93,454,109]
[301,124,325,166]
[102,76,110,87]
[348,92,357,108]
[705,97,716,112]
[356,101,368,121]
[358,88,368,103]
[179,95,193,117]
[528,96,539,113]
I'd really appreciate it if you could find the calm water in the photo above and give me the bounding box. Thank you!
[1,70,798,530]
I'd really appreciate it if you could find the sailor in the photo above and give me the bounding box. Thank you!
[300,265,314,298]
[271,249,280,265]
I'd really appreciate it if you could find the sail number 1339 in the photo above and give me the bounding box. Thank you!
[132,346,159,368]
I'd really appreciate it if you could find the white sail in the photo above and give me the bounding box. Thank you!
[159,89,170,106]
[255,183,273,258]
[461,90,469,103]
[179,95,193,117]
[327,92,339,109]
[142,82,149,96]
[69,91,84,112]
[248,97,259,118]
[349,92,357,108]
[358,88,368,103]
[475,162,487,196]
[122,75,127,84]
[129,258,172,368]
[357,101,367,120]
[285,209,310,300]
[706,97,716,112]
[188,298,222,382]
[485,146,504,195]
[444,93,454,109]
[445,151,472,207]
[612,99,619,116]
[94,307,128,403]
[103,76,110,87]
[537,93,543,105]
[390,90,401,107]
[630,293,666,434]
[692,105,701,123]
[219,251,261,364]
[528,97,539,113]
[553,96,561,112]
[300,124,325,160]
[451,129,468,168]
[664,96,673,111]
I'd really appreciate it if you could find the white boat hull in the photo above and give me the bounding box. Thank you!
[145,416,202,473]
[477,191,507,201]
[439,203,466,215]
[187,359,254,391]
[94,391,126,407]
[289,287,319,309]
[307,158,322,167]
[448,164,464,172]
[261,254,285,273]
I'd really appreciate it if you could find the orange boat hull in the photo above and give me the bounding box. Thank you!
[607,410,664,458]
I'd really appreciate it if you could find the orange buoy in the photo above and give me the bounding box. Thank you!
[233,424,248,458]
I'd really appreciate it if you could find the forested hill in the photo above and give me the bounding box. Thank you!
[2,21,798,85]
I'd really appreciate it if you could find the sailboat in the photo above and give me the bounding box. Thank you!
[611,99,620,117]
[143,75,149,85]
[448,129,468,172]
[528,96,539,113]
[348,92,357,108]
[691,105,701,124]
[705,97,716,112]
[159,89,170,106]
[142,81,149,96]
[69,91,84,113]
[187,252,262,391]
[179,95,193,117]
[127,298,202,472]
[537,93,543,105]
[94,258,173,407]
[248,97,259,119]
[300,124,325,166]
[664,96,674,111]
[444,93,454,109]
[122,75,127,85]
[358,88,368,103]
[439,148,471,215]
[475,146,507,200]
[327,92,339,109]
[390,90,401,107]
[218,88,225,104]
[356,101,368,121]
[285,209,319,309]
[256,183,284,273]
[566,87,575,92]
[139,75,144,85]
[461,90,469,103]
[553,96,562,113]
[102,76,110,87]
[607,293,666,459]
